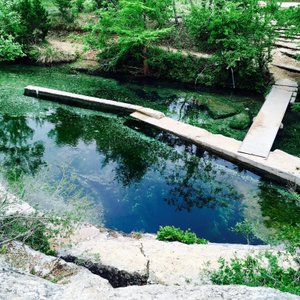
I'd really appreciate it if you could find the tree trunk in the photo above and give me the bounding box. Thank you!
[172,0,178,24]
[142,46,150,76]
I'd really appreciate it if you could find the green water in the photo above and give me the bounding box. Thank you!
[0,63,299,245]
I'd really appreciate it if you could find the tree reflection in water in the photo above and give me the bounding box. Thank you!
[0,115,45,183]
[47,108,240,214]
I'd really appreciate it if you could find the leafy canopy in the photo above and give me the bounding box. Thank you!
[89,0,173,68]
[186,0,279,91]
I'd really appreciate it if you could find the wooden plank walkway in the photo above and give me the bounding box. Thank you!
[238,79,298,158]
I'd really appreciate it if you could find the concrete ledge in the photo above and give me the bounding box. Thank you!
[24,86,165,119]
[131,112,300,188]
[24,85,300,188]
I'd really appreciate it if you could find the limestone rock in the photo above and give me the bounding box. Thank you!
[56,226,149,287]
[0,263,62,300]
[55,224,283,286]
[0,240,299,300]
[1,263,299,300]
[110,285,300,300]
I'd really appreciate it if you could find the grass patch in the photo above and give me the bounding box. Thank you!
[211,252,300,296]
[157,226,208,245]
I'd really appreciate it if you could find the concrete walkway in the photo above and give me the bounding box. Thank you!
[238,79,298,158]
[24,85,300,188]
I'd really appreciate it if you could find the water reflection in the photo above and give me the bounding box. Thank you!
[0,115,45,182]
[40,108,249,241]
[47,108,160,186]
[0,63,298,244]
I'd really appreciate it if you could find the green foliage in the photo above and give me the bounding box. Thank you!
[147,47,212,84]
[89,0,173,73]
[258,185,300,251]
[270,223,300,253]
[211,252,300,295]
[157,226,208,244]
[1,215,56,255]
[0,196,76,255]
[0,33,24,61]
[0,245,8,254]
[275,6,300,37]
[292,103,300,112]
[28,44,75,64]
[185,0,278,92]
[54,0,76,22]
[17,0,49,44]
[231,219,254,245]
[0,0,49,61]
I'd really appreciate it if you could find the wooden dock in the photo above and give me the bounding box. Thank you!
[238,79,298,158]
[24,85,300,188]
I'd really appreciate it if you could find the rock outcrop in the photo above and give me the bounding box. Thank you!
[54,224,292,287]
[0,188,298,299]
[1,259,299,300]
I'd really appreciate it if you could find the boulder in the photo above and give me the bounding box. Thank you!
[55,224,287,287]
[205,99,241,119]
[229,112,251,130]
[0,262,299,300]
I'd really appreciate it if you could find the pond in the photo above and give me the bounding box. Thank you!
[0,63,299,245]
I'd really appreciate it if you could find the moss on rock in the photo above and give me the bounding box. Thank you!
[205,99,242,119]
[229,112,250,130]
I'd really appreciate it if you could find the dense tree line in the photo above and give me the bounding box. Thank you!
[0,0,299,91]
[0,0,49,61]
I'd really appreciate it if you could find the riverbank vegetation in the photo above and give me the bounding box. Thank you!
[0,0,299,92]
[0,1,300,296]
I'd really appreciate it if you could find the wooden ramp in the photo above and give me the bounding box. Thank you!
[238,79,298,158]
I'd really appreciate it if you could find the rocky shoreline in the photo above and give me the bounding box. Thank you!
[0,184,299,299]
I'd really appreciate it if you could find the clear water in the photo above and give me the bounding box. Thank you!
[0,63,299,245]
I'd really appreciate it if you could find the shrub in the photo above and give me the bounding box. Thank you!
[28,45,76,64]
[0,197,74,256]
[0,33,24,62]
[156,226,208,244]
[89,0,173,75]
[231,219,254,245]
[211,252,300,295]
[17,0,49,44]
[185,0,278,92]
[275,6,300,37]
[53,0,76,22]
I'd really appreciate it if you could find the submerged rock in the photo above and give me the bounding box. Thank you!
[205,99,241,119]
[229,112,251,130]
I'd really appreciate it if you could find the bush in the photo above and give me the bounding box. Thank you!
[0,197,74,256]
[28,45,76,64]
[89,0,173,74]
[53,0,76,22]
[0,0,49,60]
[1,215,56,255]
[156,226,208,244]
[17,0,49,44]
[0,33,24,62]
[275,6,300,37]
[211,252,300,295]
[185,0,278,92]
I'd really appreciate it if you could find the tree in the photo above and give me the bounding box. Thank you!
[90,0,173,75]
[0,33,24,61]
[0,0,49,61]
[186,0,279,91]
